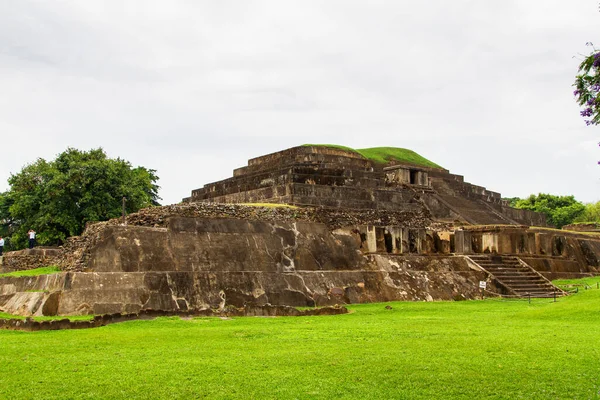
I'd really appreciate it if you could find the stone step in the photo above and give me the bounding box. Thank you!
[506,283,557,290]
[471,261,521,267]
[469,255,564,298]
[494,275,546,284]
[496,271,542,276]
[476,260,521,265]
[512,290,557,296]
[501,278,548,284]
[473,259,520,263]
[509,284,555,290]
[484,268,532,273]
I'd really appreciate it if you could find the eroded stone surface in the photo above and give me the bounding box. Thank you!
[0,248,61,273]
[2,213,600,316]
[186,145,546,226]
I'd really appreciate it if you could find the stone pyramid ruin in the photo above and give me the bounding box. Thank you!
[1,145,598,317]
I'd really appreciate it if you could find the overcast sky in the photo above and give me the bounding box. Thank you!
[1,1,599,205]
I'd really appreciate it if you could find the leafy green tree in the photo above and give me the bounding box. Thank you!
[573,201,600,223]
[0,192,16,249]
[4,148,160,248]
[502,197,521,208]
[514,194,585,228]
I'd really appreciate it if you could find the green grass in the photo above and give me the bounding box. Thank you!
[303,144,443,169]
[0,265,61,278]
[1,284,599,399]
[554,275,600,288]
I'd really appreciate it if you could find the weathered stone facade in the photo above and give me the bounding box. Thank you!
[0,214,497,316]
[454,225,600,280]
[0,248,61,273]
[1,146,599,317]
[185,146,546,226]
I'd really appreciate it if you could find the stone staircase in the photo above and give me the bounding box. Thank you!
[468,254,566,298]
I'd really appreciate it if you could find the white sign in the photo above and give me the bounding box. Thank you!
[479,281,487,289]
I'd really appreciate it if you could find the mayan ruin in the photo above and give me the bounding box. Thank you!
[1,145,598,318]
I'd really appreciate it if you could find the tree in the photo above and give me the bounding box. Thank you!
[513,194,585,228]
[573,43,600,126]
[502,197,521,208]
[573,201,600,223]
[3,148,160,249]
[0,192,16,249]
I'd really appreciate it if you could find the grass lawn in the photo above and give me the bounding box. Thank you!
[554,275,600,289]
[0,266,61,278]
[302,144,443,169]
[1,286,599,399]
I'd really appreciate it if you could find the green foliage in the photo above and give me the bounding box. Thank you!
[1,287,600,398]
[0,192,15,243]
[502,197,521,208]
[303,143,356,152]
[513,193,585,228]
[573,201,600,223]
[573,45,600,126]
[0,266,61,278]
[357,147,442,168]
[303,144,443,168]
[3,148,160,248]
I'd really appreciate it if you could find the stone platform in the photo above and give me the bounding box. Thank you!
[0,216,492,316]
[2,211,599,316]
[185,146,546,226]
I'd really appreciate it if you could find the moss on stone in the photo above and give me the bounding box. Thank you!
[302,144,442,168]
[0,265,61,278]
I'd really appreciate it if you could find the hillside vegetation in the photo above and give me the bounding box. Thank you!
[1,279,599,399]
[303,144,443,169]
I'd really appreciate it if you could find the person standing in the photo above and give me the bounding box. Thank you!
[28,229,36,249]
[0,236,4,256]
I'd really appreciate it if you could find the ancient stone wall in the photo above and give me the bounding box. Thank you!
[0,256,497,316]
[454,226,600,279]
[1,210,597,317]
[86,218,368,273]
[0,248,61,273]
[562,223,600,232]
[55,203,431,271]
[185,145,548,227]
[0,211,494,316]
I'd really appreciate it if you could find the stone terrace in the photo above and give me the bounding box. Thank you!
[185,145,546,226]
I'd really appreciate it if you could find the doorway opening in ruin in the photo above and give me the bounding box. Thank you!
[359,232,367,249]
[384,231,393,253]
[471,235,481,253]
[408,230,418,253]
[409,170,418,185]
[518,235,526,253]
[553,236,566,256]
[433,233,443,253]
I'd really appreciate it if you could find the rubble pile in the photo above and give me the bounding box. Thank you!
[123,202,432,229]
[56,202,433,271]
[1,254,54,272]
